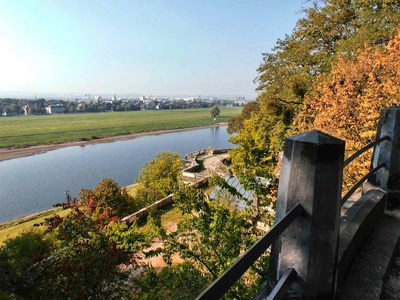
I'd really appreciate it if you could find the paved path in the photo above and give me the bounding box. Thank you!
[200,153,229,177]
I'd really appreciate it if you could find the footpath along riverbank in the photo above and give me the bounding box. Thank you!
[0,123,227,162]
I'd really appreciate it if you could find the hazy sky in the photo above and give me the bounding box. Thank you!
[0,0,307,98]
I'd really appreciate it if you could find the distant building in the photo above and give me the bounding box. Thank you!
[22,104,31,115]
[45,105,63,114]
[1,111,17,116]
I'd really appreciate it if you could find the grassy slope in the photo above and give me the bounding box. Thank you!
[0,202,182,245]
[0,169,179,243]
[0,108,241,148]
[0,208,71,244]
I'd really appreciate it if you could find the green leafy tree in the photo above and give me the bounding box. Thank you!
[136,151,182,197]
[133,263,209,300]
[227,101,259,134]
[229,112,279,197]
[132,185,165,210]
[148,183,268,299]
[0,229,53,298]
[210,105,220,118]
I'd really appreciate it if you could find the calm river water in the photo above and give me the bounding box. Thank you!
[0,126,232,223]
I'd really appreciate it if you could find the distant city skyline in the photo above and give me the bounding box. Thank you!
[0,1,308,100]
[0,90,255,101]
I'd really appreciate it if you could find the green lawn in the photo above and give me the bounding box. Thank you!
[0,108,241,148]
[0,208,71,245]
[135,204,184,233]
[125,185,185,231]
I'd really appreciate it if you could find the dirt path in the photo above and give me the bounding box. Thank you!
[200,153,229,177]
[139,221,183,269]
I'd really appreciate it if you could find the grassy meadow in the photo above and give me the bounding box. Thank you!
[0,208,71,245]
[0,107,241,148]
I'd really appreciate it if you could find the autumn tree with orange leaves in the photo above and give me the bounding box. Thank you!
[294,30,400,188]
[229,0,400,195]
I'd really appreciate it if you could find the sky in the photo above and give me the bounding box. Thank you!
[0,0,308,99]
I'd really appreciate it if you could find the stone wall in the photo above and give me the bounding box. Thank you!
[121,194,174,225]
[209,148,230,155]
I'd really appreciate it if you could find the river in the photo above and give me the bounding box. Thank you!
[0,126,233,223]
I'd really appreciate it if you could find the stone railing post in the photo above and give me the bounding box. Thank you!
[368,106,400,209]
[270,130,344,299]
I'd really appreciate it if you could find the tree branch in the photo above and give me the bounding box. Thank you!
[275,97,303,105]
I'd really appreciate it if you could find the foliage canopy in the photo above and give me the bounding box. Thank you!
[230,0,400,188]
[210,105,221,118]
[136,151,182,197]
[294,29,400,187]
[147,182,269,299]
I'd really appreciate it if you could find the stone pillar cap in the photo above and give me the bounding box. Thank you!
[288,130,345,145]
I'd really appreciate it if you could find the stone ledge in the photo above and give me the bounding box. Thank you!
[338,189,387,285]
[336,212,400,299]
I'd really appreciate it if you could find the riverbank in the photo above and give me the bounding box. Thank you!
[0,123,227,162]
[0,152,229,243]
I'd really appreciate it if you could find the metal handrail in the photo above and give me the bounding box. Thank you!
[196,203,305,300]
[341,162,386,205]
[341,135,390,205]
[343,135,390,168]
[267,268,298,300]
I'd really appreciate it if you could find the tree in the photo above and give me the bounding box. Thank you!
[132,263,209,300]
[37,209,147,299]
[229,0,400,190]
[80,178,137,219]
[132,186,165,210]
[136,151,182,197]
[294,29,400,188]
[0,187,150,299]
[148,183,268,299]
[0,229,53,298]
[210,105,220,118]
[227,101,259,134]
[229,111,280,197]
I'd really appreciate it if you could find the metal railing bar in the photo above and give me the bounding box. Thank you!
[344,136,390,168]
[267,268,298,300]
[196,203,305,300]
[341,162,386,206]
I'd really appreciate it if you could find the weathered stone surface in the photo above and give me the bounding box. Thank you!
[336,212,400,299]
[369,106,400,209]
[338,189,386,285]
[272,130,345,299]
